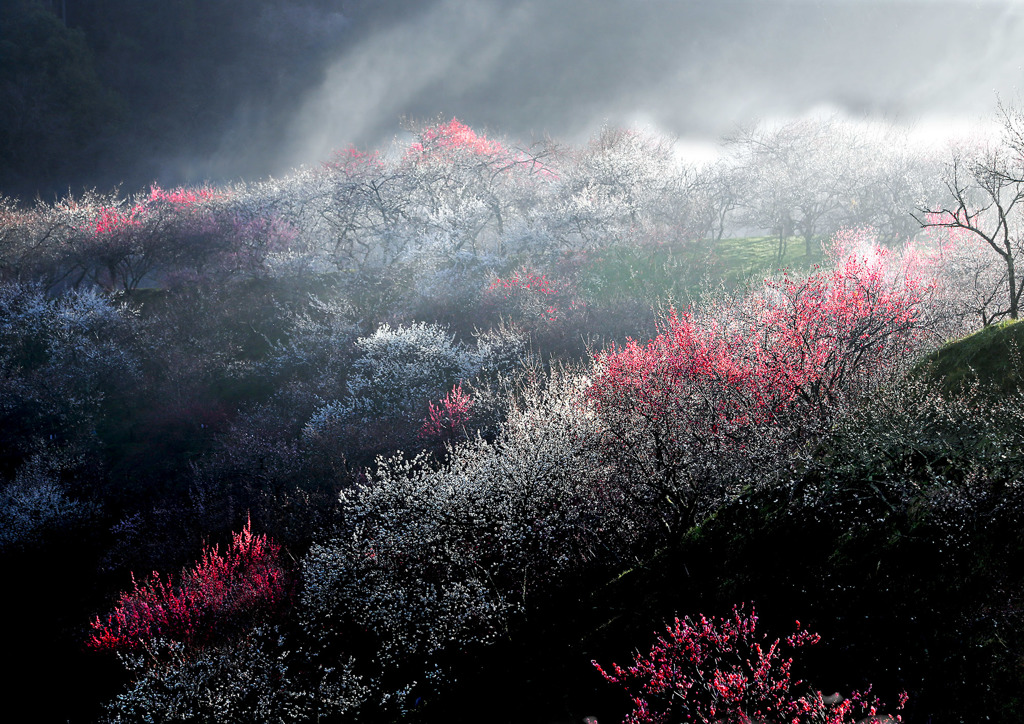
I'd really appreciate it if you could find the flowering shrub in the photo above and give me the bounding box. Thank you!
[102,627,368,724]
[299,321,482,462]
[301,368,612,703]
[88,518,289,653]
[0,456,91,550]
[147,185,218,207]
[420,382,474,441]
[327,321,480,424]
[486,270,562,321]
[585,240,929,529]
[594,605,907,724]
[0,281,140,467]
[262,294,360,395]
[482,268,588,355]
[474,320,532,375]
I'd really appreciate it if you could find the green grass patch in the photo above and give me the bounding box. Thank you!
[708,235,825,287]
[579,236,826,308]
[579,241,705,307]
[915,319,1024,395]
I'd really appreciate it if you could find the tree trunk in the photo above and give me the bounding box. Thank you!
[1008,253,1019,319]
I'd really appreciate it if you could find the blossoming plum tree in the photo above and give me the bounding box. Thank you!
[88,517,290,653]
[301,368,614,707]
[586,235,929,529]
[403,118,555,256]
[594,605,907,724]
[553,125,686,250]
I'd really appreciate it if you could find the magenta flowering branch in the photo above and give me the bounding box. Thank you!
[594,604,907,724]
[88,516,290,655]
[420,382,474,442]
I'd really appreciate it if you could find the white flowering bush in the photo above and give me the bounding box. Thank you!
[0,282,139,464]
[299,321,482,462]
[102,628,368,724]
[473,322,532,377]
[306,321,479,427]
[300,368,618,705]
[0,456,91,550]
[262,295,359,395]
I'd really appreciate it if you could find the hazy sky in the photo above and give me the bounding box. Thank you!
[274,0,1024,170]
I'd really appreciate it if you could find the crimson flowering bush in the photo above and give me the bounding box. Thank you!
[752,239,929,407]
[594,605,907,724]
[483,269,588,352]
[147,185,218,207]
[89,202,145,237]
[486,269,563,321]
[420,382,474,441]
[585,238,931,528]
[405,118,509,161]
[88,517,290,653]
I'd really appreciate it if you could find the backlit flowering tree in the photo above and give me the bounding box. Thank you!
[93,521,364,724]
[900,216,1005,334]
[587,236,930,529]
[420,382,474,442]
[88,517,290,653]
[403,118,555,256]
[553,125,686,250]
[594,604,907,724]
[314,146,415,269]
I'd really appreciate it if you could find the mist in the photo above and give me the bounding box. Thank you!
[275,0,1024,171]
[5,0,1024,197]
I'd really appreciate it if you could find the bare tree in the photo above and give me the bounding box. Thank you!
[690,159,743,243]
[728,117,868,259]
[916,107,1024,321]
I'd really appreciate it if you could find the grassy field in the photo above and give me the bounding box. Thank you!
[579,235,826,308]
